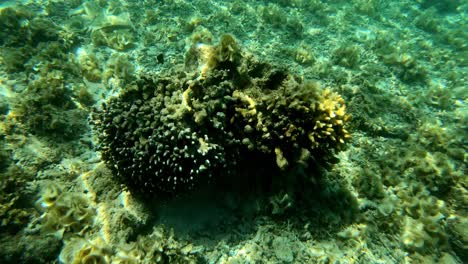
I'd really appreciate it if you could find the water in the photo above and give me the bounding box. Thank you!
[0,0,466,263]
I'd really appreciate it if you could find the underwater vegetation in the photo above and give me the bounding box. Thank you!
[34,182,95,239]
[59,226,202,264]
[0,0,466,263]
[0,6,89,142]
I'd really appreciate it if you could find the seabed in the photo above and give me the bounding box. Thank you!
[0,1,466,263]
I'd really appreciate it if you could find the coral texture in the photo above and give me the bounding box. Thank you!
[91,35,350,197]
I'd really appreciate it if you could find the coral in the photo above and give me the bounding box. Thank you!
[91,72,238,196]
[91,35,351,197]
[0,1,465,263]
[230,79,350,168]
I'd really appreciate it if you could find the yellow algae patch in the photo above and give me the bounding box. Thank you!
[198,136,217,155]
[194,43,218,79]
[96,203,112,243]
[233,90,257,118]
[275,147,288,170]
[181,86,193,111]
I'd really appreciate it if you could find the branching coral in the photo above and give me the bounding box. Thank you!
[230,78,350,169]
[91,35,351,197]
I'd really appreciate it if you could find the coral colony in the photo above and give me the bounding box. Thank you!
[91,35,350,197]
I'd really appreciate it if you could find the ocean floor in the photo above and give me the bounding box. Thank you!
[0,0,466,263]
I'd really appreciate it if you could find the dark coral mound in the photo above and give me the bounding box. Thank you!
[92,73,240,196]
[91,35,350,197]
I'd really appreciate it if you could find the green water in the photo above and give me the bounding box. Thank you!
[0,0,466,263]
